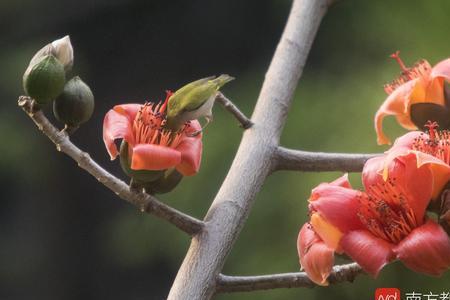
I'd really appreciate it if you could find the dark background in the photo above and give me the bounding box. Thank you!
[1,0,449,299]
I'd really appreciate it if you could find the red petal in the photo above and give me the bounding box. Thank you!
[175,120,203,176]
[431,58,450,81]
[413,151,450,199]
[394,219,450,276]
[309,185,364,233]
[363,152,433,224]
[341,230,395,277]
[310,174,352,202]
[375,79,419,145]
[103,108,134,159]
[297,224,334,286]
[113,103,141,122]
[131,144,181,171]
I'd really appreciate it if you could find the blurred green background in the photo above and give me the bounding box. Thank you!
[1,0,449,299]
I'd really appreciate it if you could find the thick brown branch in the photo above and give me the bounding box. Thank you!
[274,146,380,173]
[216,263,364,293]
[18,96,204,236]
[215,92,253,129]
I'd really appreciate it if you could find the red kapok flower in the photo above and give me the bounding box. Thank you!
[383,122,450,199]
[375,52,450,145]
[298,156,450,285]
[103,91,203,177]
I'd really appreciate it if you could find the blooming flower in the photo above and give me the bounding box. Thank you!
[103,91,203,177]
[375,52,450,145]
[297,155,450,285]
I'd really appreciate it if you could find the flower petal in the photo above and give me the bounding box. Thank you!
[309,185,364,233]
[413,150,450,199]
[131,144,181,171]
[297,223,334,286]
[113,103,141,122]
[340,230,395,277]
[175,120,203,176]
[364,152,433,223]
[310,174,352,202]
[394,219,450,276]
[310,213,343,251]
[103,108,134,159]
[375,79,419,145]
[431,58,450,82]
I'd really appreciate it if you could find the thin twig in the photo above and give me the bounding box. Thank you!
[215,92,253,129]
[274,146,380,173]
[216,263,364,293]
[18,96,204,236]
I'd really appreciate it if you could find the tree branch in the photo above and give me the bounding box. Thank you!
[216,263,364,293]
[168,1,333,298]
[18,96,204,236]
[274,146,380,173]
[215,92,253,129]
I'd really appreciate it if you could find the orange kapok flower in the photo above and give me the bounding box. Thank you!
[375,52,450,145]
[298,156,450,285]
[103,91,203,178]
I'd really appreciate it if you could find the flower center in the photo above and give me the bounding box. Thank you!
[132,91,187,148]
[412,121,450,165]
[357,178,418,244]
[384,51,432,95]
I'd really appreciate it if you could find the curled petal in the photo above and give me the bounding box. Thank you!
[341,230,395,277]
[175,121,203,176]
[375,79,419,145]
[413,151,450,199]
[103,109,134,159]
[394,219,450,276]
[431,58,450,82]
[309,186,364,234]
[113,103,141,122]
[297,224,334,286]
[131,144,181,171]
[310,174,352,202]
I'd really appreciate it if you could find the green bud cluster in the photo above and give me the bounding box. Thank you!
[22,36,95,133]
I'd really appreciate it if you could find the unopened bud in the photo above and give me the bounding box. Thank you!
[28,35,74,72]
[53,76,94,130]
[23,55,65,105]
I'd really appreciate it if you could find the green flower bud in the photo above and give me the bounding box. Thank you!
[23,55,66,105]
[119,141,165,183]
[53,76,94,129]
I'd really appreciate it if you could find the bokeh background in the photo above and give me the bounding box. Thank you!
[1,0,449,299]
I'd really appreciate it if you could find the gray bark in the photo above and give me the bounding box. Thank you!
[167,0,333,298]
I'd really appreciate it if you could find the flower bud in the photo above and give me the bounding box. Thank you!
[143,168,183,194]
[23,55,66,105]
[28,35,74,72]
[53,76,94,130]
[119,141,165,183]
